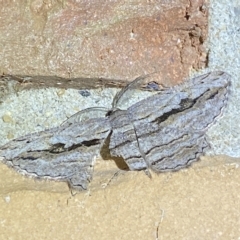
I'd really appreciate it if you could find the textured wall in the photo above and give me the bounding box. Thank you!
[0,0,240,239]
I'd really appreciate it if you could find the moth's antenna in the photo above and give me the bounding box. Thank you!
[61,107,108,126]
[112,72,161,110]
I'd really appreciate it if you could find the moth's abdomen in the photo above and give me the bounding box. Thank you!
[109,109,148,171]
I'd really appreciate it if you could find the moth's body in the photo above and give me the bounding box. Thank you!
[0,71,231,191]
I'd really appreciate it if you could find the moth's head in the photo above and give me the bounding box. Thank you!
[106,108,123,117]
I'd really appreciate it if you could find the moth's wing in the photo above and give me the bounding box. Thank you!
[112,73,165,110]
[173,71,231,130]
[0,117,111,191]
[127,71,231,172]
[108,110,148,171]
[61,107,108,126]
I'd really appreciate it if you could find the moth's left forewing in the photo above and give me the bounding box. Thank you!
[0,117,111,191]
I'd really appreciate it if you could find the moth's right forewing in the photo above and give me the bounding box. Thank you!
[127,71,231,172]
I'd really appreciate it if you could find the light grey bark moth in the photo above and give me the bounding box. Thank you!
[0,71,231,191]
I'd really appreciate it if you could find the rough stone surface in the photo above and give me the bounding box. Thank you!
[0,0,208,85]
[0,156,240,239]
[1,0,240,239]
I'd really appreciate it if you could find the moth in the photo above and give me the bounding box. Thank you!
[0,71,231,191]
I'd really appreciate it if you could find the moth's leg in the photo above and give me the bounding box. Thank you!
[67,164,94,191]
[109,110,148,171]
[143,169,152,178]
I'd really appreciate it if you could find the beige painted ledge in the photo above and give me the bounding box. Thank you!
[0,155,240,239]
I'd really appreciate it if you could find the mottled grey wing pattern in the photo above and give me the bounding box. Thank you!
[0,117,111,190]
[109,71,230,172]
[0,71,230,191]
